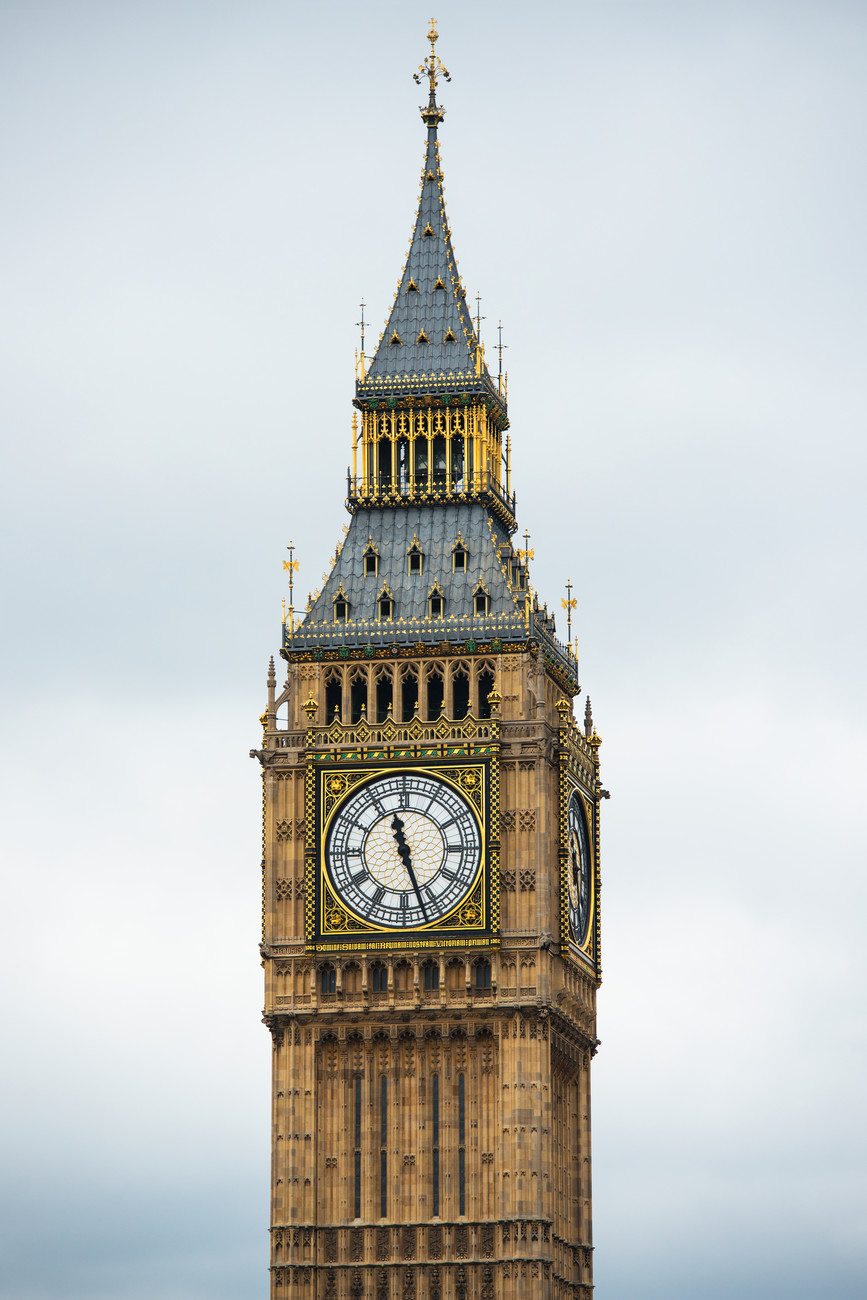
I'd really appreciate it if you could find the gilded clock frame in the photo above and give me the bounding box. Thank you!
[559,768,599,969]
[305,757,499,953]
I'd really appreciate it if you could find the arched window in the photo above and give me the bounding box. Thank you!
[422,960,439,991]
[400,668,418,722]
[375,667,393,723]
[320,965,336,995]
[452,664,470,719]
[477,665,495,719]
[474,960,492,990]
[370,963,388,994]
[325,671,342,724]
[350,669,368,724]
[426,667,444,720]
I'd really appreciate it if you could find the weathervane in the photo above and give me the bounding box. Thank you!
[474,291,486,340]
[414,18,451,125]
[496,320,507,380]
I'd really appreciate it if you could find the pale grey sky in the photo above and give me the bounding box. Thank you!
[1,2,865,1297]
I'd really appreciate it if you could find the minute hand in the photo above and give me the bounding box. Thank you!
[391,814,429,923]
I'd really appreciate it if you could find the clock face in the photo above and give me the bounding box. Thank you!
[325,771,482,930]
[567,790,592,946]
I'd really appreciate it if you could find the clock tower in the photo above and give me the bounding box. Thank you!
[253,24,604,1300]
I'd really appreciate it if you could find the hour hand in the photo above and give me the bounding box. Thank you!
[391,814,429,922]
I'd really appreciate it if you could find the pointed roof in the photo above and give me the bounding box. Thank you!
[355,30,506,420]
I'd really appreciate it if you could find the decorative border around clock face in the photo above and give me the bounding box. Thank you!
[305,759,499,951]
[559,772,596,963]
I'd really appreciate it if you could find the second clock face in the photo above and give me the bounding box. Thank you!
[567,789,592,946]
[325,771,482,929]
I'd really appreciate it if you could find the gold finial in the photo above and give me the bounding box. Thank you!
[516,529,534,565]
[283,540,299,635]
[414,18,451,126]
[561,579,577,650]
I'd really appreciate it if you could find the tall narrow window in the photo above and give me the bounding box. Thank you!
[432,1073,440,1217]
[451,434,464,490]
[414,436,428,485]
[478,667,495,719]
[380,1075,388,1218]
[432,434,447,487]
[423,961,439,990]
[377,438,391,493]
[458,1072,466,1215]
[408,545,423,575]
[350,674,367,724]
[453,545,467,573]
[378,594,393,621]
[364,548,378,577]
[376,672,393,723]
[452,668,470,720]
[401,670,418,722]
[475,961,492,989]
[325,675,342,724]
[354,1076,362,1218]
[426,669,444,720]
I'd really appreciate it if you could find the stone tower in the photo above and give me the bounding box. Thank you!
[252,23,604,1300]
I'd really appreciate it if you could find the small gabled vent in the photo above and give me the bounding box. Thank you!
[444,329,456,342]
[422,223,435,237]
[434,277,445,290]
[426,170,435,181]
[406,279,418,293]
[417,330,429,344]
[390,331,402,346]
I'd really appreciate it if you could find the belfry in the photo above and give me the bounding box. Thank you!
[253,22,604,1299]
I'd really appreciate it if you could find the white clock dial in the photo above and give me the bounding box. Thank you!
[325,772,481,929]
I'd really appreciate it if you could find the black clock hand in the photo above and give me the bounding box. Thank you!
[391,814,429,923]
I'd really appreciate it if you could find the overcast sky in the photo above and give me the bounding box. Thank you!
[1,1,866,1297]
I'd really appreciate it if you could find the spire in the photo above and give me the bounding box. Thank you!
[356,23,504,418]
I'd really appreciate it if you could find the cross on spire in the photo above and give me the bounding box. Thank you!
[414,18,451,126]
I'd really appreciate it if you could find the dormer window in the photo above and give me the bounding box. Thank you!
[333,586,349,623]
[473,584,489,616]
[430,593,444,619]
[408,542,423,576]
[363,540,379,577]
[378,588,394,621]
[452,541,468,573]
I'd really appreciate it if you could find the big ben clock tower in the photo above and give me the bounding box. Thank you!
[253,23,604,1299]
